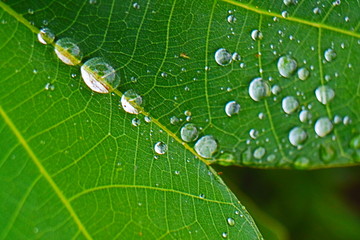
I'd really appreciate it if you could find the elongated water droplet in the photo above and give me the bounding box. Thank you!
[81,57,119,93]
[277,56,297,78]
[215,48,232,66]
[289,127,307,147]
[180,123,199,142]
[121,90,142,114]
[154,141,167,155]
[297,67,310,80]
[249,129,258,139]
[282,96,299,114]
[37,28,55,45]
[248,77,270,102]
[194,135,218,158]
[225,101,240,117]
[227,217,235,226]
[315,85,335,104]
[314,117,333,137]
[251,29,263,41]
[54,38,82,65]
[324,48,336,62]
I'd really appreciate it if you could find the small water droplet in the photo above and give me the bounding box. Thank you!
[154,141,167,155]
[194,135,218,158]
[218,152,235,166]
[249,129,259,139]
[350,135,360,149]
[299,110,312,123]
[180,123,199,142]
[294,156,310,169]
[174,170,180,175]
[283,0,298,6]
[227,217,235,226]
[214,48,232,66]
[297,67,310,80]
[248,77,270,102]
[253,147,266,159]
[37,28,55,45]
[225,101,240,117]
[251,29,263,41]
[132,118,141,127]
[343,115,351,125]
[289,127,307,147]
[314,117,333,137]
[132,2,140,9]
[89,0,97,4]
[227,15,237,23]
[324,48,336,62]
[313,7,321,14]
[282,96,299,114]
[81,57,119,93]
[277,56,297,78]
[170,116,179,125]
[144,116,151,123]
[315,85,335,105]
[222,232,228,238]
[54,38,82,65]
[271,85,282,95]
[281,11,289,18]
[121,90,143,114]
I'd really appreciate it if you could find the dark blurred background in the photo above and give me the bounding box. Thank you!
[214,165,360,240]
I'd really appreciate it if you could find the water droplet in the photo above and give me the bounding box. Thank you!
[282,96,299,114]
[299,110,312,123]
[333,115,342,124]
[313,7,321,14]
[54,38,82,65]
[180,123,199,142]
[194,135,218,158]
[161,72,167,78]
[319,144,336,162]
[199,193,205,199]
[251,29,263,41]
[289,127,307,147]
[314,117,333,137]
[271,85,282,95]
[89,0,97,4]
[218,152,235,166]
[315,85,335,105]
[44,83,55,91]
[248,77,270,101]
[81,57,119,93]
[227,15,237,23]
[249,129,259,139]
[131,118,141,127]
[28,8,34,15]
[297,67,310,80]
[214,48,232,66]
[144,116,151,123]
[343,115,351,125]
[37,28,55,45]
[132,2,140,9]
[281,11,289,18]
[324,48,336,62]
[283,0,298,6]
[222,232,228,238]
[170,116,179,125]
[294,156,310,169]
[154,141,167,155]
[253,147,266,159]
[174,170,180,175]
[227,217,235,226]
[231,52,241,61]
[277,56,297,78]
[350,135,360,149]
[225,101,240,117]
[121,90,143,114]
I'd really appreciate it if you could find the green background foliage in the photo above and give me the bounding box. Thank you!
[0,0,359,239]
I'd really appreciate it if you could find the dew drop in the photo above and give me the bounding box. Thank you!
[154,141,167,155]
[271,85,282,95]
[218,152,235,166]
[319,144,336,162]
[222,232,228,239]
[283,0,298,6]
[227,15,237,23]
[54,38,82,65]
[81,57,119,93]
[343,115,351,125]
[214,48,232,66]
[194,135,218,158]
[131,118,141,127]
[281,11,289,18]
[37,28,55,45]
[225,101,240,117]
[227,217,235,226]
[44,83,55,91]
[314,117,333,137]
[253,147,266,159]
[277,56,297,78]
[350,135,360,149]
[132,2,140,9]
[313,7,321,14]
[144,116,151,123]
[170,116,179,125]
[251,29,263,41]
[315,85,335,105]
[297,67,310,80]
[289,127,307,147]
[121,90,143,114]
[249,129,259,139]
[248,77,270,102]
[324,48,336,62]
[294,156,310,169]
[282,96,299,114]
[180,123,199,142]
[299,110,312,123]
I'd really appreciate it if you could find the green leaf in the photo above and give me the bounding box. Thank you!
[0,0,359,238]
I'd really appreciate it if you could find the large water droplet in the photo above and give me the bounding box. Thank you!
[297,67,310,80]
[194,135,218,158]
[282,96,299,114]
[121,90,143,114]
[277,56,297,78]
[315,85,335,105]
[251,29,263,41]
[214,48,232,66]
[180,123,199,142]
[227,217,235,226]
[248,77,270,102]
[289,127,307,147]
[154,141,167,155]
[314,117,333,137]
[81,57,119,93]
[37,28,55,45]
[54,38,82,65]
[324,48,337,62]
[225,101,240,117]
